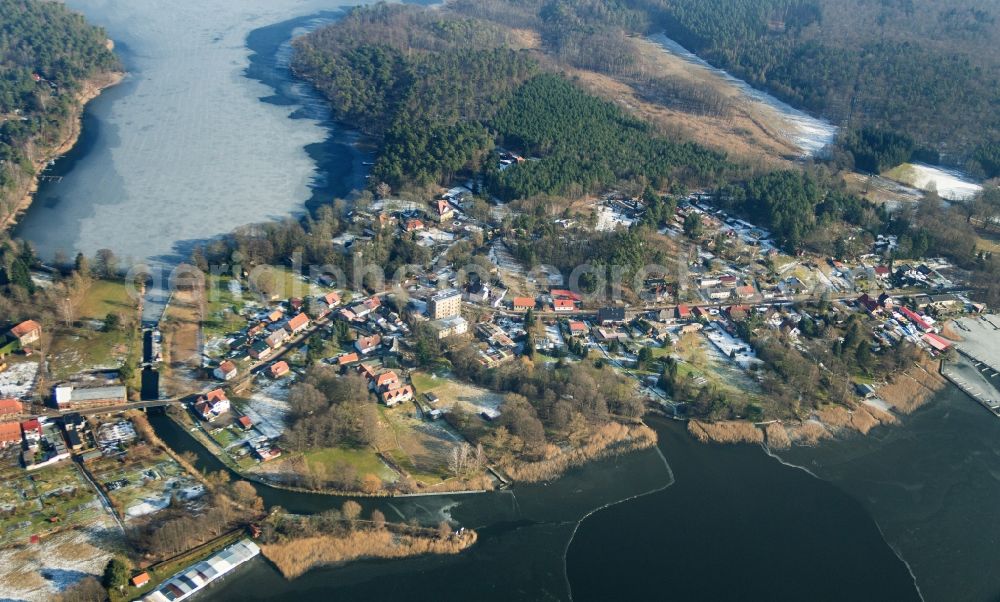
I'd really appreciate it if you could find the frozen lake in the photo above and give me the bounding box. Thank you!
[648,33,838,158]
[15,0,370,266]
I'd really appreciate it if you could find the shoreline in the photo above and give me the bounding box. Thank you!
[687,358,947,448]
[165,410,656,498]
[1,69,126,233]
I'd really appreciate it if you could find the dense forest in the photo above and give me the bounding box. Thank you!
[0,0,119,221]
[713,170,884,252]
[450,0,1000,173]
[292,3,733,197]
[637,0,1000,169]
[487,74,728,199]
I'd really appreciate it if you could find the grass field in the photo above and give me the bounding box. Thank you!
[410,371,504,416]
[78,280,139,320]
[202,275,249,341]
[302,446,397,482]
[48,327,133,380]
[48,280,141,380]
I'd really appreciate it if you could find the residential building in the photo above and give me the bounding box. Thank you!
[465,281,491,303]
[336,352,359,366]
[195,389,230,421]
[726,305,750,322]
[705,287,732,301]
[0,421,21,447]
[285,312,310,334]
[355,334,382,355]
[567,320,588,336]
[214,361,237,381]
[512,297,535,311]
[552,299,575,312]
[476,322,515,348]
[432,315,468,339]
[436,199,454,221]
[0,398,23,419]
[381,385,414,407]
[249,340,272,360]
[322,291,341,307]
[374,370,399,392]
[598,307,626,324]
[676,304,692,320]
[265,329,288,349]
[269,361,290,378]
[9,320,41,347]
[550,289,583,302]
[21,418,42,443]
[237,416,253,430]
[429,288,462,320]
[930,294,959,309]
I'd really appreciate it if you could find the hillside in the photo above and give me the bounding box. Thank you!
[0,0,121,226]
[291,3,735,199]
[640,0,1000,172]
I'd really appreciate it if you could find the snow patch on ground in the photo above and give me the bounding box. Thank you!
[595,205,635,231]
[0,361,40,399]
[894,163,982,201]
[241,378,292,440]
[0,509,119,601]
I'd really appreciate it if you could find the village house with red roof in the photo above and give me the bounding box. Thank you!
[269,361,290,378]
[195,389,230,421]
[285,312,310,334]
[9,320,41,347]
[214,360,237,381]
[0,398,23,419]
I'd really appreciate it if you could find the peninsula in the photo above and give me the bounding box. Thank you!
[0,0,123,229]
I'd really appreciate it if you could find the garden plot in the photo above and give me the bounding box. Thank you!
[0,463,104,547]
[89,454,202,523]
[381,405,465,484]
